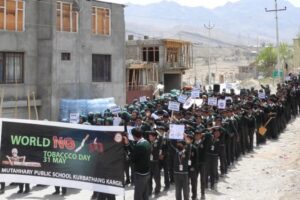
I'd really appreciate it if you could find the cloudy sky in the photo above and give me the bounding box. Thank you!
[101,0,300,9]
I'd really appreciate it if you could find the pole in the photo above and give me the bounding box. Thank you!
[204,21,215,87]
[265,0,286,82]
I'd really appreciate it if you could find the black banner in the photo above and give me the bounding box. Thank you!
[0,119,125,195]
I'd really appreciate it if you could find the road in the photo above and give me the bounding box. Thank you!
[1,117,300,200]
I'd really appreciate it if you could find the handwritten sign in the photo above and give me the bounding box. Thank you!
[178,94,188,104]
[169,124,185,140]
[183,97,193,110]
[168,101,180,112]
[208,97,218,106]
[225,96,233,103]
[258,92,266,99]
[218,99,226,109]
[110,106,121,115]
[126,126,135,141]
[151,113,160,120]
[191,89,201,99]
[139,96,147,103]
[113,117,122,126]
[226,83,234,90]
[69,113,80,124]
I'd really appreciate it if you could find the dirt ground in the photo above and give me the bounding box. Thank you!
[1,118,300,200]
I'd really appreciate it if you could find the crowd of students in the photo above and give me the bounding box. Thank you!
[1,73,300,200]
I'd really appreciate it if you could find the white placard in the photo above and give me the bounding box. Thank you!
[258,92,266,99]
[151,113,160,120]
[225,96,233,103]
[69,113,80,124]
[168,101,180,111]
[191,89,201,99]
[183,97,193,110]
[194,99,204,107]
[226,83,233,90]
[139,96,147,103]
[208,97,218,106]
[169,124,185,140]
[178,94,188,104]
[218,99,226,109]
[110,106,121,115]
[285,76,291,81]
[126,126,135,141]
[113,117,122,126]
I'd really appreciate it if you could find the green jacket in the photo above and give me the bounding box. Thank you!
[128,138,151,175]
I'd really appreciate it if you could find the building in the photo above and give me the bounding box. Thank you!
[236,64,257,80]
[0,0,125,120]
[126,37,192,102]
[294,38,300,72]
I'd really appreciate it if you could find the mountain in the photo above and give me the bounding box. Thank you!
[125,0,300,46]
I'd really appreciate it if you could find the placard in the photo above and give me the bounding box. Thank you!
[110,106,121,115]
[169,124,185,140]
[258,92,266,99]
[226,83,233,90]
[191,89,201,99]
[285,76,291,81]
[126,126,135,141]
[178,94,188,104]
[113,117,122,126]
[151,113,160,120]
[183,97,193,110]
[69,113,80,124]
[208,97,218,106]
[218,99,226,109]
[225,96,233,103]
[139,96,147,103]
[168,101,180,112]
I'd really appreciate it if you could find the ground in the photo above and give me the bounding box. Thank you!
[1,117,300,200]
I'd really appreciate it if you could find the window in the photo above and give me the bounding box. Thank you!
[61,52,71,61]
[92,54,111,82]
[56,1,78,32]
[142,47,159,62]
[0,0,24,32]
[92,6,110,35]
[167,47,179,63]
[0,52,24,84]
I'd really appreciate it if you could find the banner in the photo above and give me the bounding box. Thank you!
[0,119,125,195]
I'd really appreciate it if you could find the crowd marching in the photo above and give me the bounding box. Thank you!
[0,73,300,200]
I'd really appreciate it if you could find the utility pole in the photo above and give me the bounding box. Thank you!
[265,0,286,82]
[204,21,215,86]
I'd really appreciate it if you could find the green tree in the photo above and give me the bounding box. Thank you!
[256,43,293,76]
[256,45,277,77]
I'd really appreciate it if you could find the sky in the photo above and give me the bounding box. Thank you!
[101,0,300,9]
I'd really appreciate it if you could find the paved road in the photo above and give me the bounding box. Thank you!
[1,118,300,200]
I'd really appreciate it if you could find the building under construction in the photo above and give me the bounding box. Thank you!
[126,37,192,103]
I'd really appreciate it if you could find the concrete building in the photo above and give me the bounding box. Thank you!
[294,38,300,72]
[126,37,192,102]
[0,0,125,120]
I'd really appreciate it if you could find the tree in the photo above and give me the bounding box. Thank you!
[256,43,293,77]
[256,45,277,77]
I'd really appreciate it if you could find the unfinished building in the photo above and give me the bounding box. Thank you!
[126,37,192,103]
